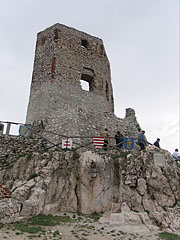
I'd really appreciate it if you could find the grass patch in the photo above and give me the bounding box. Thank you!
[74,234,80,238]
[14,223,43,234]
[73,151,80,160]
[53,230,60,237]
[112,155,120,160]
[88,212,102,221]
[120,158,128,171]
[159,232,180,240]
[26,153,33,160]
[28,214,72,226]
[28,135,34,139]
[75,211,101,222]
[13,214,72,235]
[28,173,38,180]
[76,224,90,229]
[81,232,89,236]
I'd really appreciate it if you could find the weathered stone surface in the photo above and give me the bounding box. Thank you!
[25,23,140,145]
[111,203,121,213]
[153,153,165,167]
[1,134,180,234]
[2,23,180,236]
[0,199,20,224]
[137,178,147,196]
[142,194,156,212]
[78,151,113,214]
[109,212,150,233]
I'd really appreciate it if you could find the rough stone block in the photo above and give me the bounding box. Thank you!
[153,153,165,167]
[110,213,125,225]
[111,203,121,213]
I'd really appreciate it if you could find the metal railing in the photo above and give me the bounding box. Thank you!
[0,120,152,152]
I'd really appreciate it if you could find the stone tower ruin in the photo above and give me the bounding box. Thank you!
[26,23,139,139]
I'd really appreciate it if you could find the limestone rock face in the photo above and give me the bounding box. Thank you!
[137,178,147,196]
[1,135,180,233]
[78,151,113,214]
[0,199,20,224]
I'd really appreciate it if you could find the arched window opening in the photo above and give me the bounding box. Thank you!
[81,39,88,48]
[80,74,94,92]
[80,80,89,91]
[80,68,94,92]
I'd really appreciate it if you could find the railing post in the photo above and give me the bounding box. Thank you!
[0,122,4,135]
[6,122,11,136]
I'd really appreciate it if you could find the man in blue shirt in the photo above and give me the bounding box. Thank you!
[137,130,147,151]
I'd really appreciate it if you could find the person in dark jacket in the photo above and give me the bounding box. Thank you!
[154,138,160,148]
[114,131,124,150]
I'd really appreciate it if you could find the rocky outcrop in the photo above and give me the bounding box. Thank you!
[0,199,20,224]
[0,135,180,233]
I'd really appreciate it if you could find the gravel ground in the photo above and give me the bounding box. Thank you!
[0,213,162,240]
[0,224,161,240]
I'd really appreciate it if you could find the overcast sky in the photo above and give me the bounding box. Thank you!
[0,0,179,153]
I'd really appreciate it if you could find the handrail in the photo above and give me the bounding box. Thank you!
[0,120,153,147]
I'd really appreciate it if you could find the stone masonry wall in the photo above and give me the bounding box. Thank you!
[26,23,113,122]
[26,24,140,142]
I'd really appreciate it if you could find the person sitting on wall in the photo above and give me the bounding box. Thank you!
[154,138,160,148]
[100,128,109,151]
[172,149,180,160]
[137,130,147,151]
[114,131,124,150]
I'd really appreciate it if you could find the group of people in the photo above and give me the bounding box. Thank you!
[100,129,179,161]
[137,130,160,150]
[100,128,159,151]
[100,128,124,151]
[137,130,179,161]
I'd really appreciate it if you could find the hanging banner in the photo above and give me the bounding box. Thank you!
[93,136,104,149]
[124,138,134,150]
[62,139,72,149]
[19,125,30,136]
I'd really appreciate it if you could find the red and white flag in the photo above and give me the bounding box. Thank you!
[93,136,104,149]
[62,139,72,149]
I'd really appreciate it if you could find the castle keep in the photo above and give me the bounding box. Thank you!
[1,24,180,235]
[26,23,139,139]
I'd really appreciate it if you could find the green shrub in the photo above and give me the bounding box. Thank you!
[14,223,43,234]
[28,214,72,226]
[159,232,180,240]
[28,173,38,180]
[89,211,102,221]
[73,151,80,160]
